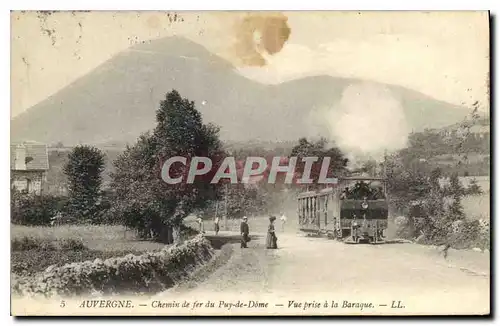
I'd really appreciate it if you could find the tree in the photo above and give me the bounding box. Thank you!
[465,178,483,196]
[63,145,105,221]
[385,102,489,250]
[361,159,378,175]
[225,183,267,219]
[52,141,64,148]
[386,148,471,245]
[110,90,225,243]
[290,137,348,190]
[11,188,67,226]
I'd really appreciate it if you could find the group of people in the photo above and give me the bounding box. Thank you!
[240,215,281,250]
[198,212,288,250]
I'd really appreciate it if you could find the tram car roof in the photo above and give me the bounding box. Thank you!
[340,176,386,181]
[297,187,335,199]
[296,176,386,199]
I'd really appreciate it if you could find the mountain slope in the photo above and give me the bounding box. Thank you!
[11,36,470,145]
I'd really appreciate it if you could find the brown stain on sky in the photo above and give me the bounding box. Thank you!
[233,13,291,67]
[146,15,161,29]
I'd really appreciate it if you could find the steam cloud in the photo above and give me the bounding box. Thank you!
[309,83,410,165]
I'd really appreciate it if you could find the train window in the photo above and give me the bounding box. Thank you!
[305,198,309,222]
[303,199,306,221]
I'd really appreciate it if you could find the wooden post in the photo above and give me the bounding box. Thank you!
[383,149,388,196]
[224,183,228,231]
[215,201,219,221]
[384,149,388,177]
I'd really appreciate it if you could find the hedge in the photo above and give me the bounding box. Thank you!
[11,235,214,298]
[11,191,68,226]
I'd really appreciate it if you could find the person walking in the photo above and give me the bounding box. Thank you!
[214,216,220,235]
[196,216,204,234]
[266,216,278,249]
[280,212,287,232]
[240,216,250,248]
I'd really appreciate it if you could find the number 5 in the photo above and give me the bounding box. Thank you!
[60,300,66,308]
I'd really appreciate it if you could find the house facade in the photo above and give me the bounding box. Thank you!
[11,141,49,195]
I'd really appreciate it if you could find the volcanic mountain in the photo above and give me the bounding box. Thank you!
[11,36,470,146]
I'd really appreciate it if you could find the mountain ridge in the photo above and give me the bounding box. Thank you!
[11,36,472,146]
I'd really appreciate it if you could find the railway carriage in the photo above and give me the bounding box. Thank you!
[297,176,389,244]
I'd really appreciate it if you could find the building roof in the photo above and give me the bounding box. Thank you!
[11,141,49,171]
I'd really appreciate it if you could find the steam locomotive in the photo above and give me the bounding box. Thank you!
[297,176,389,244]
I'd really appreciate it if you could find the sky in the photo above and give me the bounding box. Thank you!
[10,11,490,118]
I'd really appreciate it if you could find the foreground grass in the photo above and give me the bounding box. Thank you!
[11,224,166,252]
[12,236,214,298]
[11,224,168,276]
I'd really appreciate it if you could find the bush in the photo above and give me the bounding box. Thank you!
[11,247,144,277]
[11,236,87,252]
[11,191,68,226]
[11,237,57,251]
[179,224,200,239]
[59,238,86,251]
[11,235,214,298]
[11,236,57,252]
[449,219,490,250]
[464,178,483,196]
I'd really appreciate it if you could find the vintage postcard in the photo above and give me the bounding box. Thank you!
[10,11,490,316]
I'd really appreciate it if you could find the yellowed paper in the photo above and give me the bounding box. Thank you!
[10,11,490,316]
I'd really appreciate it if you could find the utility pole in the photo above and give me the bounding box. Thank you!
[383,149,388,196]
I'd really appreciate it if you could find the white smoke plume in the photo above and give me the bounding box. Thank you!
[308,82,410,165]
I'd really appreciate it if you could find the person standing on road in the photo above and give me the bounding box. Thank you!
[240,216,250,248]
[266,216,278,249]
[196,216,205,234]
[280,212,287,232]
[214,216,220,235]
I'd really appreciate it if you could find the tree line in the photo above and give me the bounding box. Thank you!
[11,90,487,249]
[11,90,349,243]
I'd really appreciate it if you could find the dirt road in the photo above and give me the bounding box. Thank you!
[156,233,490,315]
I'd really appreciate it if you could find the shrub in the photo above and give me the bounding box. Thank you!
[464,178,483,196]
[450,219,490,250]
[11,235,214,298]
[11,236,56,252]
[11,236,86,252]
[59,238,86,251]
[179,224,199,239]
[11,247,143,276]
[11,191,68,226]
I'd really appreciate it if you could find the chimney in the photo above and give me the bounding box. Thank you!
[15,144,27,170]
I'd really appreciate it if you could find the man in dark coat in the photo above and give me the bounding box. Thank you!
[240,216,250,248]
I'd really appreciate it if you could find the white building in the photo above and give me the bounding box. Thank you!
[10,141,49,195]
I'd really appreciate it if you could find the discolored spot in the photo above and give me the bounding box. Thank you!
[147,15,161,29]
[233,13,291,67]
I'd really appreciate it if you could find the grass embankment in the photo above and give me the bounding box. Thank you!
[12,234,215,298]
[11,224,168,276]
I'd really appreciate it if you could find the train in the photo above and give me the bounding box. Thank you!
[297,176,389,244]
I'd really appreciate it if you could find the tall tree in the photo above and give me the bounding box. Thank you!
[290,137,348,190]
[110,90,225,243]
[63,145,105,221]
